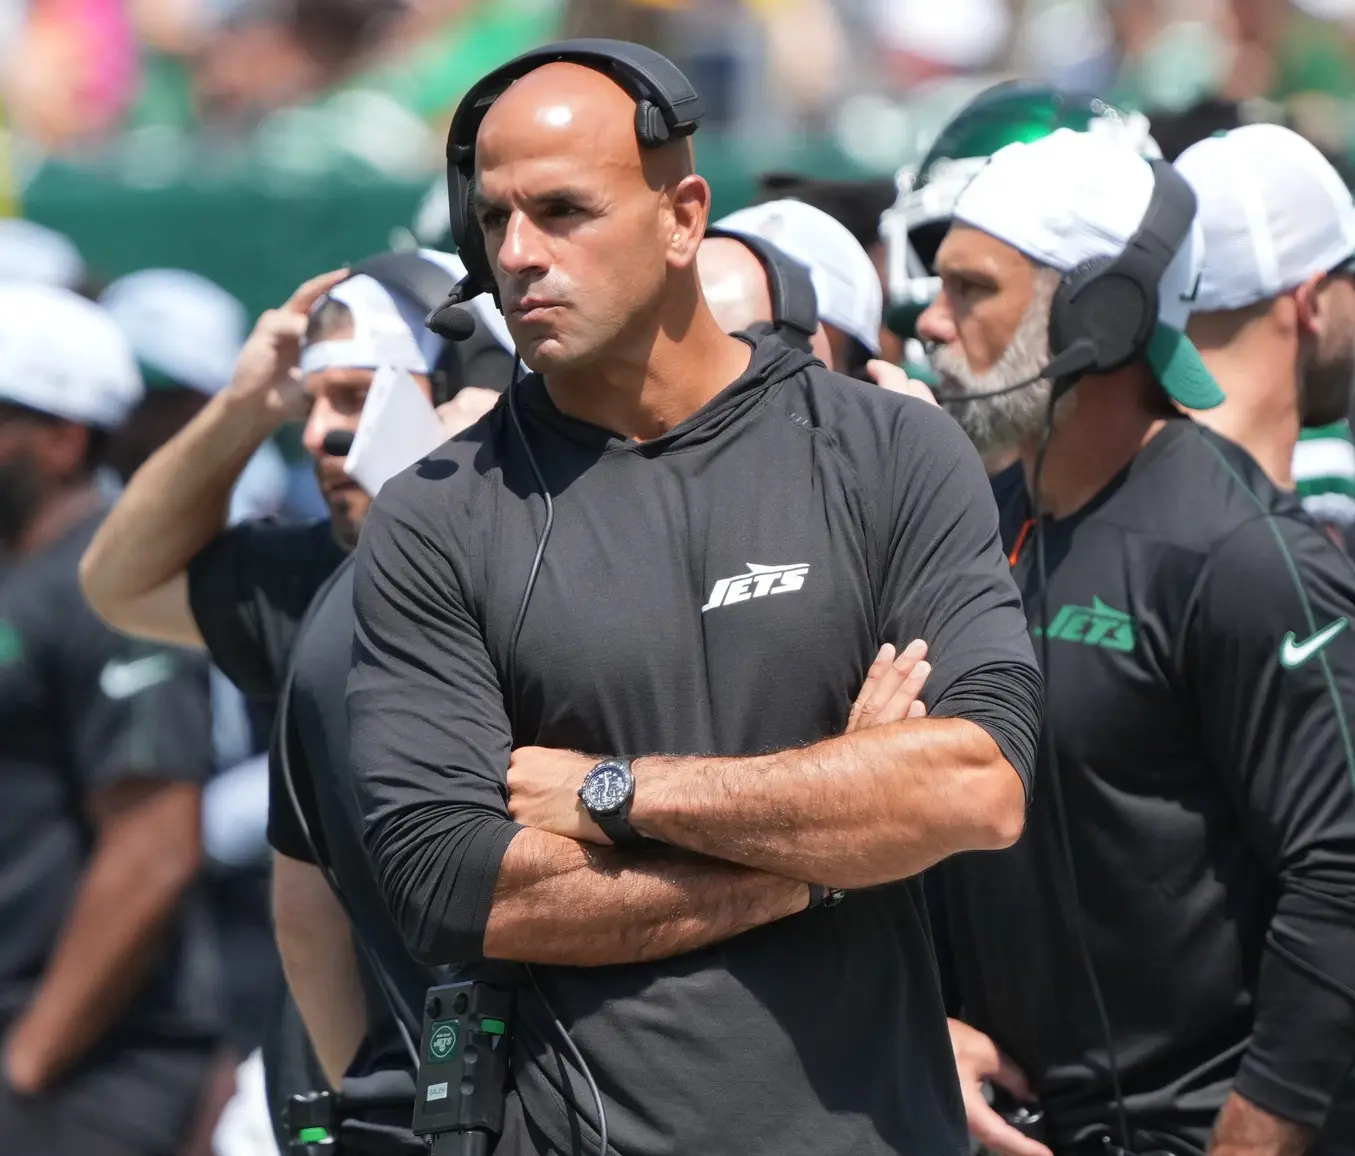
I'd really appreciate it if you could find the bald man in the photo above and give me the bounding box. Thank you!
[696,235,836,364]
[348,45,1041,1156]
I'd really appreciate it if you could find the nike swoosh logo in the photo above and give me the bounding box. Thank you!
[1280,618,1349,668]
[99,654,175,700]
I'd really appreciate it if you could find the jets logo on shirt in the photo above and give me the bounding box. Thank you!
[1035,596,1136,652]
[702,563,809,613]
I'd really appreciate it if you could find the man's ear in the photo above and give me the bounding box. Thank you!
[666,174,711,271]
[1294,270,1327,339]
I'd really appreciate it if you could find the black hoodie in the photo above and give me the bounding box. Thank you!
[347,335,1042,1156]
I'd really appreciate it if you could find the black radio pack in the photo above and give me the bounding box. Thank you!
[413,980,516,1156]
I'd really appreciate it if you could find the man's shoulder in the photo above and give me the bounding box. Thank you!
[1129,421,1310,551]
[373,412,502,533]
[196,515,346,581]
[778,360,976,469]
[1125,422,1351,605]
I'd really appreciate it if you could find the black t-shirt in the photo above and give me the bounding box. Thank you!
[188,517,430,1070]
[0,508,221,1149]
[269,556,441,1045]
[188,517,347,702]
[348,336,1043,1156]
[941,422,1355,1152]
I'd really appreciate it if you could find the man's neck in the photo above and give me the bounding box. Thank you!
[1191,334,1300,489]
[1018,371,1173,519]
[11,483,102,560]
[543,300,753,442]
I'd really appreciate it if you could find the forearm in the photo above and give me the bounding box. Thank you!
[3,826,200,1092]
[1210,1091,1315,1156]
[273,855,368,1087]
[631,718,1025,889]
[79,388,276,640]
[482,828,807,966]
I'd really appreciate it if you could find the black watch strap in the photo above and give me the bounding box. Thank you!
[596,810,646,848]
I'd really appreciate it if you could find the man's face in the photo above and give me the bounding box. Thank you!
[300,358,432,550]
[473,64,693,374]
[917,225,1058,455]
[0,404,78,552]
[1302,270,1355,427]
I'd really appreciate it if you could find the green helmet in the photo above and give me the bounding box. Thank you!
[881,80,1160,337]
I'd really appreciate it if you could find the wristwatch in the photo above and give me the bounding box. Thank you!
[578,758,645,847]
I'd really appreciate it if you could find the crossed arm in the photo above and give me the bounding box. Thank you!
[481,643,950,965]
[486,722,1022,965]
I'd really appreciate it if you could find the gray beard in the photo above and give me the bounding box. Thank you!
[932,290,1057,457]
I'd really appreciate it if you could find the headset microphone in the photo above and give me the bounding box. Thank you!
[934,339,1097,403]
[322,430,356,458]
[426,289,478,343]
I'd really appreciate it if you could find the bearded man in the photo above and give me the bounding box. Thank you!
[918,128,1355,1156]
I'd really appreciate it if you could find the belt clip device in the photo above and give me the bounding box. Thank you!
[414,980,515,1156]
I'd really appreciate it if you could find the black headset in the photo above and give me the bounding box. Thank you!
[703,226,819,354]
[1045,157,1197,386]
[444,37,705,306]
[939,157,1199,404]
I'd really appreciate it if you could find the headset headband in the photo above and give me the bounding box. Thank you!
[447,38,703,172]
[704,227,818,350]
[1048,158,1197,381]
[1093,159,1194,308]
[444,39,705,304]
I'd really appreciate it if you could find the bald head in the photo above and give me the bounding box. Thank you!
[695,235,835,365]
[479,62,691,197]
[697,237,774,334]
[471,60,710,373]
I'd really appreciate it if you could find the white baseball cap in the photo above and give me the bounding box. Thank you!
[99,269,249,397]
[1173,124,1355,314]
[713,199,883,356]
[0,284,143,427]
[0,220,84,290]
[300,248,513,375]
[953,127,1224,411]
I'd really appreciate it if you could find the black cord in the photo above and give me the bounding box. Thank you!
[503,355,610,1155]
[503,356,554,716]
[1031,388,1131,1152]
[274,588,421,1071]
[527,966,608,1156]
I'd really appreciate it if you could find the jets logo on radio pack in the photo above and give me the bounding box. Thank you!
[702,563,809,613]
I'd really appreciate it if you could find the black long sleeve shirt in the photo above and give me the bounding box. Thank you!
[347,336,1042,1156]
[941,423,1355,1153]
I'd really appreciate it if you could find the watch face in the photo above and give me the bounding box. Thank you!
[583,762,631,815]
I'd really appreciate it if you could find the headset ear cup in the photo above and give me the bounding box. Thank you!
[458,178,498,303]
[1047,264,1089,365]
[635,100,670,148]
[1051,258,1148,376]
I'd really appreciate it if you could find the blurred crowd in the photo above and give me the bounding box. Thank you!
[6,0,1355,164]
